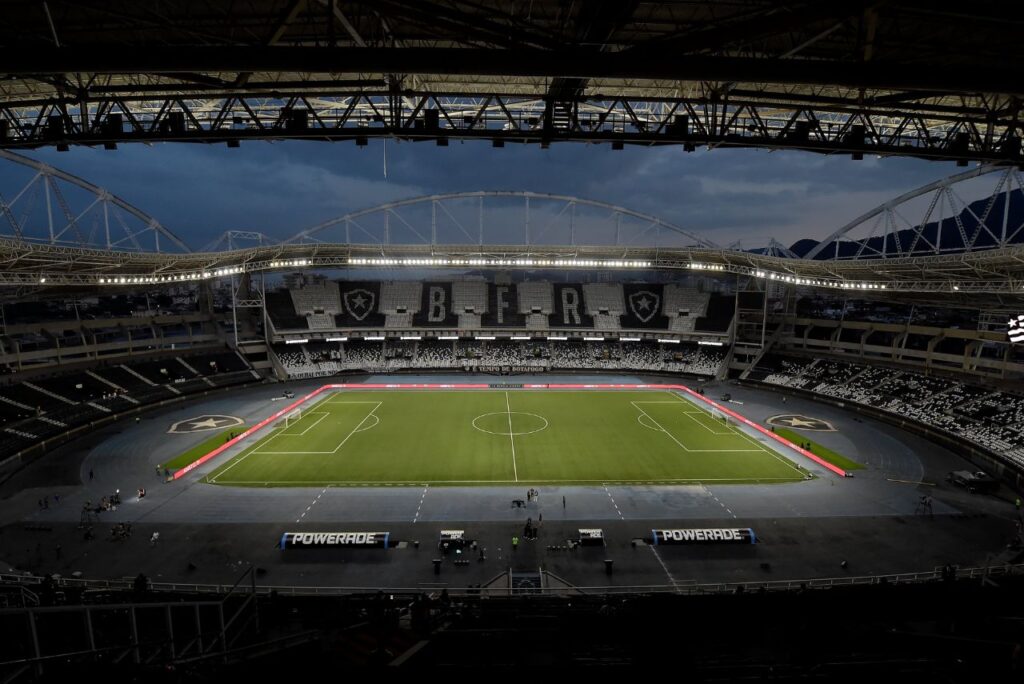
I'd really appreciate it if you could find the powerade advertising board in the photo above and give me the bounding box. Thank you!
[279,531,390,549]
[651,528,756,545]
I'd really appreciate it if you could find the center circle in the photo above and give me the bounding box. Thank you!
[471,412,549,436]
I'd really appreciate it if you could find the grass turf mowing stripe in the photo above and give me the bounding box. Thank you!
[205,389,809,487]
[772,427,864,471]
[207,477,804,487]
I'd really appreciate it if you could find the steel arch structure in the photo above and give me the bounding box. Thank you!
[0,1,1022,164]
[284,191,719,249]
[1,239,1022,308]
[804,165,1024,260]
[0,150,190,253]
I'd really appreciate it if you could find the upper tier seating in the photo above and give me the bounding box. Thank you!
[380,282,423,314]
[453,281,488,314]
[290,282,342,316]
[582,283,625,315]
[518,282,553,315]
[665,286,710,333]
[265,280,731,333]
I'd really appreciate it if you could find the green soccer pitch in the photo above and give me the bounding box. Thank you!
[204,390,810,487]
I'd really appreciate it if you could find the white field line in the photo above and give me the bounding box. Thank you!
[280,412,329,436]
[295,486,329,523]
[413,484,429,523]
[506,391,519,482]
[632,401,699,406]
[634,400,732,436]
[256,401,383,455]
[630,405,761,454]
[701,484,738,519]
[630,401,693,453]
[213,402,381,479]
[603,485,625,520]
[209,413,301,483]
[648,545,681,592]
[671,393,806,477]
[322,398,388,404]
[677,410,734,436]
[212,476,803,484]
[210,390,641,484]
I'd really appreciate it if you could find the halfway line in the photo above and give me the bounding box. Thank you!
[506,391,519,482]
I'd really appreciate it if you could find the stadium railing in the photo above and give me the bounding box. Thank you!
[3,563,1021,598]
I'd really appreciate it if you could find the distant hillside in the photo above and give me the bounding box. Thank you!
[792,188,1024,259]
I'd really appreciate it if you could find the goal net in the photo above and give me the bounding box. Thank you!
[706,405,730,425]
[282,407,302,429]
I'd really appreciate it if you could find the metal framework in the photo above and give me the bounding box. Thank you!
[0,1,1022,163]
[0,150,189,252]
[285,191,718,249]
[201,230,278,253]
[0,167,1019,306]
[1,237,1022,304]
[805,165,1024,259]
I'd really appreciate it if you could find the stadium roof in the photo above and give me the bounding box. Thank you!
[1,1,1023,163]
[3,237,1023,308]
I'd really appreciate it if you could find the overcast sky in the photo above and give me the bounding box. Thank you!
[0,139,967,251]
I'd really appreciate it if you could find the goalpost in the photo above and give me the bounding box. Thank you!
[282,407,302,429]
[706,405,730,425]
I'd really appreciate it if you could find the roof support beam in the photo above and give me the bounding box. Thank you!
[1,48,1021,96]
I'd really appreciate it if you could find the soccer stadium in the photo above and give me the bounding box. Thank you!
[1,1,1024,677]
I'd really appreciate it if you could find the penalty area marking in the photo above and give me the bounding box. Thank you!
[354,413,380,433]
[670,393,808,478]
[632,401,769,453]
[634,400,732,436]
[322,398,389,404]
[636,412,663,432]
[280,411,329,436]
[215,402,382,477]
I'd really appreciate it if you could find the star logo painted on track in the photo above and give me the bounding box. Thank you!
[765,414,836,432]
[190,417,230,429]
[167,414,244,434]
[780,417,818,428]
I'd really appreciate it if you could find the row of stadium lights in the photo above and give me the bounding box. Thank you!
[762,271,885,290]
[95,266,246,285]
[95,260,306,285]
[50,258,902,291]
[347,257,653,268]
[84,257,647,284]
[285,335,724,345]
[691,262,886,290]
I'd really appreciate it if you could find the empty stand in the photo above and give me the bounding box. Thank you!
[664,285,710,333]
[380,282,423,315]
[452,281,488,314]
[518,282,553,316]
[265,290,307,331]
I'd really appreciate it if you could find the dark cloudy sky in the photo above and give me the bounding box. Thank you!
[0,139,969,251]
